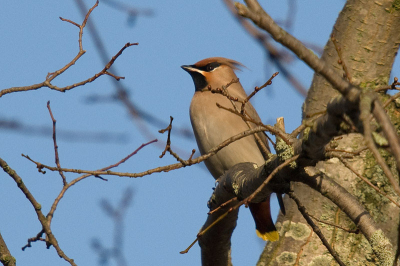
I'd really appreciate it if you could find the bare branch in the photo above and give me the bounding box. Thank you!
[21,230,45,251]
[372,101,400,173]
[73,0,187,151]
[192,154,297,261]
[308,213,359,234]
[102,0,154,18]
[294,229,313,266]
[0,231,16,266]
[289,190,346,266]
[0,158,77,266]
[158,116,195,166]
[338,156,400,208]
[246,155,298,204]
[223,0,307,97]
[375,77,399,93]
[383,91,400,108]
[235,1,360,103]
[360,94,400,197]
[215,103,291,145]
[45,139,158,226]
[47,101,67,186]
[23,126,271,179]
[330,33,352,83]
[0,0,136,98]
[236,0,400,175]
[240,72,278,114]
[92,187,133,266]
[299,167,394,264]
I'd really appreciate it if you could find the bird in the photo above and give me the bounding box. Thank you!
[181,57,280,241]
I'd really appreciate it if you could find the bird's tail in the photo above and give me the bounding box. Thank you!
[249,196,279,241]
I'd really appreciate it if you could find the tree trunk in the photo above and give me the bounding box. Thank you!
[258,0,400,265]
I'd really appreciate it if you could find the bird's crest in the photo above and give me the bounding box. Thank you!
[194,57,245,71]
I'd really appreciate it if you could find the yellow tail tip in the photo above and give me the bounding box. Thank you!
[256,230,279,241]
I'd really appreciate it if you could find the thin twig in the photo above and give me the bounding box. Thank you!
[159,116,173,158]
[372,100,400,175]
[216,102,290,145]
[308,213,359,234]
[159,116,192,166]
[0,1,136,98]
[236,1,400,178]
[47,101,67,186]
[375,77,399,92]
[289,190,346,266]
[183,155,298,253]
[104,139,158,171]
[331,33,352,83]
[180,211,231,254]
[208,197,238,215]
[0,231,16,266]
[45,139,157,223]
[24,127,271,178]
[240,72,278,114]
[102,0,154,17]
[330,208,340,251]
[338,157,400,208]
[207,77,272,158]
[383,91,400,108]
[294,229,313,266]
[74,0,184,154]
[220,79,272,158]
[0,158,77,266]
[223,0,307,97]
[325,147,368,156]
[360,95,400,197]
[22,230,46,251]
[246,155,299,204]
[50,0,99,81]
[187,149,196,164]
[206,78,240,102]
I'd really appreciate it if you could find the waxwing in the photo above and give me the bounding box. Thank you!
[182,57,280,241]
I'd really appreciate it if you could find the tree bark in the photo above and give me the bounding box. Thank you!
[257,0,400,265]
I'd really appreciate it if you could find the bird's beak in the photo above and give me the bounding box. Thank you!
[181,65,197,73]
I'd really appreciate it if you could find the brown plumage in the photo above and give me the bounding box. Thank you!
[182,57,279,241]
[193,57,244,71]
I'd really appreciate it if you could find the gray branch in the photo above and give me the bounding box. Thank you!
[298,167,394,265]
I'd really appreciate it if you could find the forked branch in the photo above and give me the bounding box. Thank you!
[0,0,137,98]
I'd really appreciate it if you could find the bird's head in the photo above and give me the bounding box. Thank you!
[181,57,244,91]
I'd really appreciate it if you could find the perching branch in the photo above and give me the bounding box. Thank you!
[193,155,297,264]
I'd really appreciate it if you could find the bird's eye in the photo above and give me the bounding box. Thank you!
[203,62,220,72]
[206,65,214,71]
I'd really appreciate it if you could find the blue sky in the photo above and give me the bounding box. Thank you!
[2,1,397,266]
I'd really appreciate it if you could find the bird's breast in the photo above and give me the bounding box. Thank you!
[189,91,264,179]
